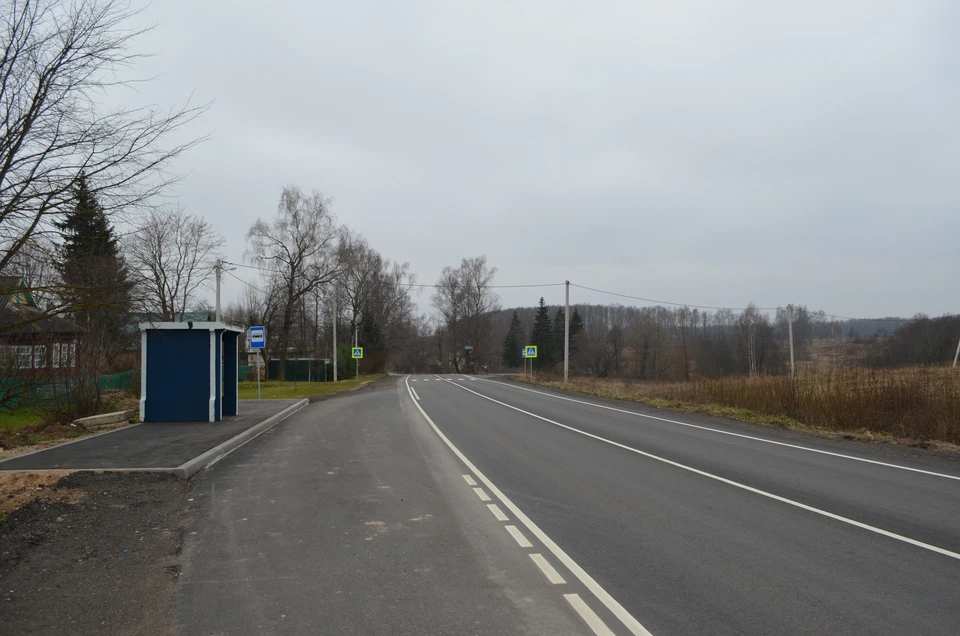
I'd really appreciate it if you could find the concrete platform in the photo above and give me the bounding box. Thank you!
[0,399,306,478]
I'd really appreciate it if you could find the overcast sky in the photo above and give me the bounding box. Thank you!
[118,0,959,318]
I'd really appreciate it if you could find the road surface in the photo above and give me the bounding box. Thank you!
[177,375,960,635]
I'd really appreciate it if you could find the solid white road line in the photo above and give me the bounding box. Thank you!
[530,553,566,584]
[565,594,616,636]
[445,379,960,562]
[505,524,533,548]
[476,379,960,482]
[410,387,421,401]
[487,503,509,521]
[463,474,478,486]
[403,377,653,636]
[473,487,492,502]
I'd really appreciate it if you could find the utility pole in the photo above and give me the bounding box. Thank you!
[954,335,960,368]
[332,294,338,382]
[564,280,570,383]
[787,304,796,379]
[214,259,222,322]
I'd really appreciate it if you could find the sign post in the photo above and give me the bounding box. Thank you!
[249,326,266,400]
[352,347,363,381]
[524,345,537,378]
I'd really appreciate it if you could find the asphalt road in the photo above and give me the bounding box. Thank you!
[178,375,960,635]
[406,374,960,635]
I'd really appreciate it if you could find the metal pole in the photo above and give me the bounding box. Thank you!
[953,336,960,368]
[215,259,222,322]
[257,354,261,400]
[332,295,338,382]
[787,304,796,379]
[564,280,570,383]
[355,326,359,381]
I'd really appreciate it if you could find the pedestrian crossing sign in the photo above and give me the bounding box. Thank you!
[524,346,538,358]
[352,347,363,359]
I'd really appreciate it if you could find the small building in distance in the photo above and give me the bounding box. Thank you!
[0,276,82,376]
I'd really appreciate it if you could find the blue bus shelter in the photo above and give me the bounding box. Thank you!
[139,322,244,422]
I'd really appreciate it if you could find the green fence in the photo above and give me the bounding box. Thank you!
[266,359,330,382]
[1,370,136,410]
[100,370,134,391]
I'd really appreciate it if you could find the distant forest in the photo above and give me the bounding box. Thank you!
[487,303,959,380]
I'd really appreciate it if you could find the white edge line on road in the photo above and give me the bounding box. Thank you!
[488,503,509,521]
[473,487,492,502]
[530,553,567,584]
[446,379,960,562]
[410,387,421,401]
[476,378,960,482]
[505,524,533,547]
[403,376,651,636]
[463,474,478,486]
[565,593,617,636]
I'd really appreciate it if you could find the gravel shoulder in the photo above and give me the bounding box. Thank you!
[0,472,188,635]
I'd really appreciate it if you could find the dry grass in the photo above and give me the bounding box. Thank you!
[526,367,960,445]
[0,471,83,519]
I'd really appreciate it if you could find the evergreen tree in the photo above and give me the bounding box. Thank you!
[531,297,554,370]
[501,311,524,368]
[55,174,132,356]
[569,307,585,356]
[552,308,565,363]
[55,175,121,266]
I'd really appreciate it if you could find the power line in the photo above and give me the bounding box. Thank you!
[224,269,269,295]
[569,283,779,312]
[220,261,562,289]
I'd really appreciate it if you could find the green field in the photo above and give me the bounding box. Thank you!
[238,375,387,400]
[0,407,46,431]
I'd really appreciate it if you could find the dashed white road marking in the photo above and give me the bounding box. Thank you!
[410,387,421,401]
[565,594,616,636]
[411,378,417,381]
[473,487,491,502]
[422,378,429,382]
[505,524,533,548]
[474,378,960,482]
[487,503,509,521]
[530,553,566,584]
[403,376,648,636]
[445,378,960,563]
[462,474,477,486]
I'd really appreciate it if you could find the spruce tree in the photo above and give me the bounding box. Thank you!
[569,307,585,356]
[552,308,565,363]
[55,174,132,354]
[501,311,524,368]
[531,297,554,369]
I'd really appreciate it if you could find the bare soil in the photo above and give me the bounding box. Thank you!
[0,471,187,635]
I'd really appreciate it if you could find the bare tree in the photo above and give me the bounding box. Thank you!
[432,266,466,371]
[432,256,498,372]
[0,0,208,315]
[125,208,224,320]
[246,186,342,380]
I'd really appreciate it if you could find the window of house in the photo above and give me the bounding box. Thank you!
[33,345,46,369]
[53,343,61,368]
[70,343,77,368]
[17,345,32,369]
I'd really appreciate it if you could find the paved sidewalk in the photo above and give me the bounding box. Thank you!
[0,400,301,472]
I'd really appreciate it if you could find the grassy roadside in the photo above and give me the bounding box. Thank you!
[239,374,387,400]
[0,407,45,431]
[518,371,960,450]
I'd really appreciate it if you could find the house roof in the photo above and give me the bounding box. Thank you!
[0,277,82,336]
